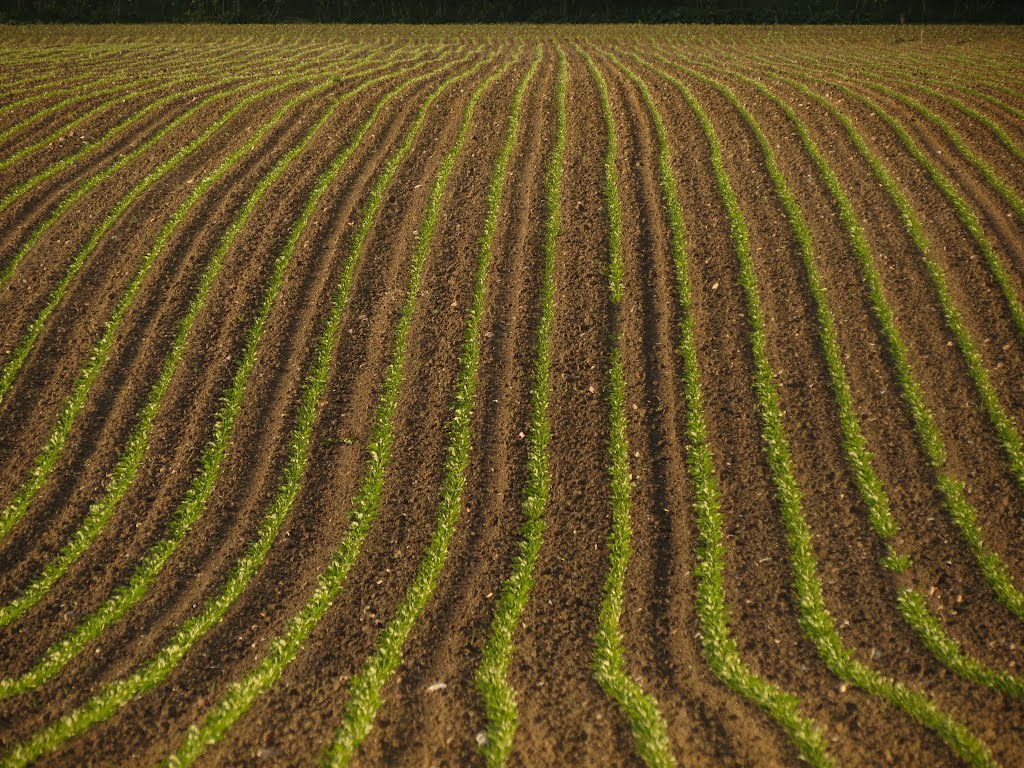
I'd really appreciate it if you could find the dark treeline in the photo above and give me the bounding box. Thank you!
[1,0,1020,23]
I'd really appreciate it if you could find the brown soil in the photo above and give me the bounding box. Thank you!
[2,26,1024,768]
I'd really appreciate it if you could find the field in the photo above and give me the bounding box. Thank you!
[0,24,1023,767]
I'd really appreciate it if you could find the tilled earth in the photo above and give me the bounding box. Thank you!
[1,24,1023,767]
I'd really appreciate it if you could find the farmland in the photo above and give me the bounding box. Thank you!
[0,24,1023,766]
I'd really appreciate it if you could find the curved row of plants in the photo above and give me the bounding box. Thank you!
[156,49,512,768]
[1,47,488,768]
[0,48,461,700]
[473,46,567,768]
[650,43,1024,703]
[607,48,836,768]
[581,48,676,768]
[683,44,1024,626]
[0,52,448,633]
[629,50,997,767]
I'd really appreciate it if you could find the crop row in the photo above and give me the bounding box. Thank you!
[3,42,480,764]
[1,37,1022,766]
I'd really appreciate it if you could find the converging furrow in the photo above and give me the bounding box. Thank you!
[581,47,676,768]
[632,51,998,767]
[2,28,1022,768]
[608,50,835,768]
[1,48,482,768]
[473,47,565,768]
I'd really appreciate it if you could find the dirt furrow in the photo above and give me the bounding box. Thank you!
[351,47,555,768]
[0,39,363,270]
[0,66,443,740]
[733,67,1024,615]
[583,50,781,767]
[689,60,1024,763]
[839,80,1024,250]
[33,52,510,767]
[0,78,323,362]
[0,78,382,593]
[689,39,1024,668]
[0,46,369,305]
[493,47,637,768]
[0,79,179,157]
[0,41,327,196]
[633,52,942,766]
[604,47,846,766]
[741,63,1024,663]
[172,52,513,768]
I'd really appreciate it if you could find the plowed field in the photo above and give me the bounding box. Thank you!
[1,24,1023,767]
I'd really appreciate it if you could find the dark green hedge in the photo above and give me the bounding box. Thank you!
[1,0,1020,23]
